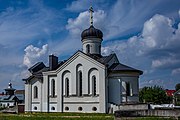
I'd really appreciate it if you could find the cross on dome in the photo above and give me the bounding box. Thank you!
[89,6,94,26]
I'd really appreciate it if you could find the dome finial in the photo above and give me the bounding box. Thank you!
[89,6,94,26]
[8,80,12,88]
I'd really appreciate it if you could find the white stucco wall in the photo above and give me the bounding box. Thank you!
[63,103,99,113]
[49,103,57,112]
[108,74,139,105]
[49,76,57,97]
[108,78,121,104]
[121,76,139,103]
[25,83,31,112]
[25,51,141,113]
[0,102,15,107]
[31,79,42,112]
[55,52,106,113]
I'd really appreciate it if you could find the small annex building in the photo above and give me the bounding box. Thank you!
[0,83,19,108]
[23,7,143,113]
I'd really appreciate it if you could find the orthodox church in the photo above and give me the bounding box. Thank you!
[23,7,143,113]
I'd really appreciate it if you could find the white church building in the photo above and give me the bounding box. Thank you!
[23,7,143,113]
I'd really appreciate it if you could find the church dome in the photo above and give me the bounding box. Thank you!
[81,25,103,40]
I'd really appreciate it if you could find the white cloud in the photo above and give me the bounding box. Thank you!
[66,11,89,35]
[172,68,180,75]
[65,0,89,12]
[23,44,48,68]
[142,14,174,48]
[152,58,179,68]
[66,10,106,36]
[102,12,180,88]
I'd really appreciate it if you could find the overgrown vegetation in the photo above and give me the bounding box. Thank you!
[175,83,180,91]
[139,85,172,104]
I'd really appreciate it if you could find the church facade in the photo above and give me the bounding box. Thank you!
[23,7,143,113]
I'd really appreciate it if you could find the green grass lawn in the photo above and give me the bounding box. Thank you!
[0,113,114,120]
[0,113,179,120]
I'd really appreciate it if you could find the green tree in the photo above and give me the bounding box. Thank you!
[175,83,180,91]
[139,86,170,104]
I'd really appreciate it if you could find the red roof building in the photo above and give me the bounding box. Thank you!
[165,90,176,97]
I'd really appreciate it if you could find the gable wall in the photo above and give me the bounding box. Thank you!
[55,53,107,113]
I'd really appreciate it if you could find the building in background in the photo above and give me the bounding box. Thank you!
[165,89,176,97]
[0,83,25,108]
[23,7,143,113]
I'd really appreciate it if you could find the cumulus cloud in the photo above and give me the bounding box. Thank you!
[66,10,106,36]
[172,68,180,75]
[65,0,90,12]
[51,9,107,55]
[102,12,180,88]
[23,44,48,68]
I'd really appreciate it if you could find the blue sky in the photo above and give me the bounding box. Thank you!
[0,0,180,91]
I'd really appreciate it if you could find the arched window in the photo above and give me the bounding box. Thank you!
[34,86,38,98]
[51,79,55,97]
[77,71,82,96]
[92,76,96,96]
[86,44,90,54]
[65,78,69,97]
[99,45,101,54]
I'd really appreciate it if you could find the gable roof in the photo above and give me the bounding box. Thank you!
[165,90,176,97]
[23,66,50,82]
[0,95,18,101]
[23,50,143,80]
[28,62,46,73]
[109,63,143,75]
[96,53,116,65]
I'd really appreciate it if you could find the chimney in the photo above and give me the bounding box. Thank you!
[49,54,58,70]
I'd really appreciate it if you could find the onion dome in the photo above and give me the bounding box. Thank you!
[81,25,103,40]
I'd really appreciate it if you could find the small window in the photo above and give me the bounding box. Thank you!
[34,86,38,98]
[34,106,37,110]
[92,107,97,111]
[65,78,69,97]
[86,44,90,54]
[77,71,82,96]
[7,103,9,106]
[51,79,55,97]
[0,103,2,106]
[65,107,69,111]
[51,107,55,110]
[99,45,101,54]
[92,76,96,96]
[78,107,83,111]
